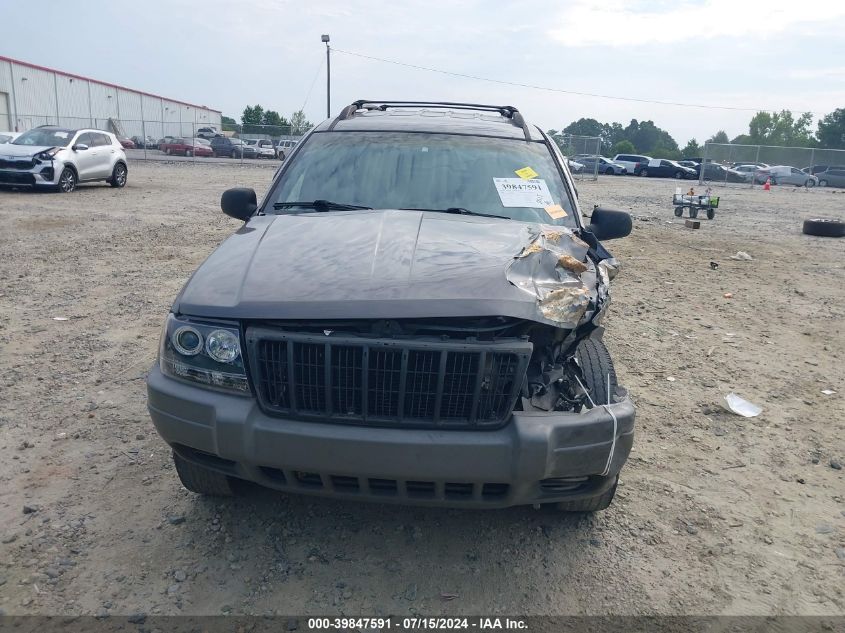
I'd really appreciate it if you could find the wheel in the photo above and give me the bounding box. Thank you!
[186,150,192,157]
[605,167,615,175]
[165,148,171,155]
[802,218,845,237]
[673,171,682,179]
[57,167,76,193]
[690,207,699,219]
[639,169,648,177]
[554,476,619,512]
[575,338,618,408]
[173,452,235,496]
[819,179,828,187]
[674,206,683,217]
[109,163,127,188]
[805,179,815,188]
[706,208,715,220]
[278,151,285,161]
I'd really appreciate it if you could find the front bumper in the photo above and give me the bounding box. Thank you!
[147,365,636,508]
[0,163,58,187]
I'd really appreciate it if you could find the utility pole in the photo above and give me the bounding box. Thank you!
[322,34,331,118]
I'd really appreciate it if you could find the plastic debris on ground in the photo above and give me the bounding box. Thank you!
[722,393,762,418]
[730,251,753,261]
[821,389,836,396]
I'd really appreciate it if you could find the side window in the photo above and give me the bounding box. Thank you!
[95,134,111,147]
[75,132,92,147]
[661,160,671,167]
[791,168,802,174]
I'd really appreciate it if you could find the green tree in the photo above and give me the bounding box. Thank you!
[611,139,636,155]
[290,110,314,135]
[708,130,729,144]
[622,119,678,154]
[816,108,845,149]
[221,115,237,132]
[262,110,290,129]
[747,110,814,146]
[681,138,701,157]
[241,105,265,126]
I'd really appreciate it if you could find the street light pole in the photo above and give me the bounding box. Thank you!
[322,34,331,118]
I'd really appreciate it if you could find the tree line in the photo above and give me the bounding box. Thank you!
[220,105,315,137]
[548,108,845,159]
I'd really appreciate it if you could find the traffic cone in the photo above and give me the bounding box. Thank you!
[763,177,771,191]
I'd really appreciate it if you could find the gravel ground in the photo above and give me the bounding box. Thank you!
[0,162,843,617]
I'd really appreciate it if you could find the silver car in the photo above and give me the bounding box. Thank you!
[0,126,128,193]
[767,165,818,187]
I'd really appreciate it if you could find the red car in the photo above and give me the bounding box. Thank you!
[160,138,212,157]
[119,137,135,149]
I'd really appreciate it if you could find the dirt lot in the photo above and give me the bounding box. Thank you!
[1,162,843,617]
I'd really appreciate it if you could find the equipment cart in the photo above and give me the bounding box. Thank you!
[673,193,719,219]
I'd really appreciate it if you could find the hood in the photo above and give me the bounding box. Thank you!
[175,210,598,325]
[0,144,59,158]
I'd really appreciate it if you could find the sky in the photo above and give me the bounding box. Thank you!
[4,0,845,146]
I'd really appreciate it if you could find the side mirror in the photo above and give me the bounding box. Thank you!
[72,144,89,151]
[221,187,257,221]
[588,207,632,241]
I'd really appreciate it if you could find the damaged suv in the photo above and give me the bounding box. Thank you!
[147,101,635,512]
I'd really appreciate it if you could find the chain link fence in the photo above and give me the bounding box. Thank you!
[700,142,845,188]
[550,134,601,181]
[11,115,307,165]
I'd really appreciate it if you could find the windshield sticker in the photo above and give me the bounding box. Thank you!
[544,204,567,220]
[494,178,554,208]
[55,132,69,139]
[515,166,539,180]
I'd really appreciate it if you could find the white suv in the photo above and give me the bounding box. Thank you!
[0,126,128,193]
[275,139,297,160]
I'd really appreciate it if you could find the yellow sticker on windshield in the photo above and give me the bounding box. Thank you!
[515,166,539,180]
[544,204,567,220]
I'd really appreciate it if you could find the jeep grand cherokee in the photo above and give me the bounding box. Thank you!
[147,100,635,512]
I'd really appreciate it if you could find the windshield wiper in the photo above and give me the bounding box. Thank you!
[272,200,372,212]
[399,207,510,220]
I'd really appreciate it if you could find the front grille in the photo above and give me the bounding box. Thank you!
[0,159,36,170]
[247,328,531,429]
[0,170,36,185]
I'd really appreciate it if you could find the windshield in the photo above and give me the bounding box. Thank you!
[266,132,577,227]
[13,128,75,147]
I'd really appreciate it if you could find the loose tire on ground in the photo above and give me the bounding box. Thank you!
[802,218,845,237]
[173,452,235,496]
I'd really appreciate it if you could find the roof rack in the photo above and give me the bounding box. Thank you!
[328,100,533,141]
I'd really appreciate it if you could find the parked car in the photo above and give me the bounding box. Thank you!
[578,156,627,175]
[245,138,276,159]
[730,161,768,169]
[0,131,21,144]
[677,160,699,171]
[638,159,697,179]
[802,164,845,175]
[0,125,127,192]
[131,135,158,149]
[613,153,651,175]
[816,168,845,188]
[211,136,255,158]
[147,99,635,513]
[567,158,584,173]
[701,163,749,183]
[196,126,221,139]
[765,166,818,187]
[275,139,297,159]
[164,138,214,157]
[118,137,136,149]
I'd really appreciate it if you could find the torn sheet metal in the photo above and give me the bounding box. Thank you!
[506,224,597,327]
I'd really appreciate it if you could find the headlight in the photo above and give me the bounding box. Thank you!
[159,314,249,394]
[35,148,60,160]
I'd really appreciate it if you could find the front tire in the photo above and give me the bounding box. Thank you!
[673,171,682,179]
[109,163,127,188]
[639,169,648,177]
[819,179,828,187]
[57,167,76,193]
[186,150,193,157]
[173,452,235,496]
[805,179,815,188]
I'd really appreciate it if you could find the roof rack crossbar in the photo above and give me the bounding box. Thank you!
[330,100,532,140]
